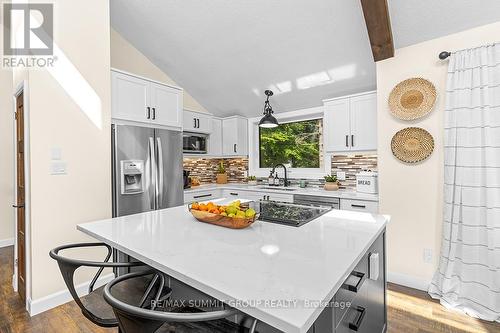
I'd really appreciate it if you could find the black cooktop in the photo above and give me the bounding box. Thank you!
[257,201,331,227]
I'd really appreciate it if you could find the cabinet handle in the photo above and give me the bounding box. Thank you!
[348,306,366,331]
[152,108,156,120]
[229,192,238,196]
[345,135,349,147]
[351,134,354,147]
[351,204,366,209]
[194,194,212,199]
[342,271,366,293]
[234,144,237,153]
[12,204,25,208]
[146,107,151,119]
[196,118,200,128]
[193,118,197,128]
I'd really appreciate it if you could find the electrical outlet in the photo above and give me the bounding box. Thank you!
[337,171,346,181]
[423,248,433,263]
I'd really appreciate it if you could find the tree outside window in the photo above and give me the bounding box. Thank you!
[259,119,323,168]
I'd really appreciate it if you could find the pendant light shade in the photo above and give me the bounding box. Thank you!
[258,90,279,128]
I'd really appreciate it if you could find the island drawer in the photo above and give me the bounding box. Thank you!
[334,251,369,328]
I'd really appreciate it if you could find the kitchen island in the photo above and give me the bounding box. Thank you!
[78,200,388,333]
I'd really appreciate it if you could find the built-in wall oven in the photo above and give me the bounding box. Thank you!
[183,132,207,154]
[293,194,340,209]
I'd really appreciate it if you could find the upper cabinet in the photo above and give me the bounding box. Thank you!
[183,110,212,134]
[323,91,377,152]
[111,70,183,129]
[208,118,223,156]
[222,116,248,156]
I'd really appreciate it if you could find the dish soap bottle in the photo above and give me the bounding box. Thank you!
[268,171,274,186]
[274,173,280,186]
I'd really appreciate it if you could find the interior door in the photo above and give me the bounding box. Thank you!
[113,124,155,217]
[15,92,26,303]
[349,93,377,151]
[150,82,182,128]
[324,98,351,152]
[155,129,184,209]
[112,71,150,123]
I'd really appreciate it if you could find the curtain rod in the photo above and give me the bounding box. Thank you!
[439,42,499,60]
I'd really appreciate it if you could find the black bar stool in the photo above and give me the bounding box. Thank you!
[103,269,259,333]
[49,242,171,328]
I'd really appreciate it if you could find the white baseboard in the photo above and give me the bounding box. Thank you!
[0,238,14,248]
[28,273,114,316]
[387,271,431,292]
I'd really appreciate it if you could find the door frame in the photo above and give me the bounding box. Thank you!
[13,80,32,311]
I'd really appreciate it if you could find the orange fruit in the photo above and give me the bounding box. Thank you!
[191,203,200,210]
[199,204,208,211]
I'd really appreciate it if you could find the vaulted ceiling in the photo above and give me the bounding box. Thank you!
[388,0,500,49]
[111,1,500,117]
[110,0,376,117]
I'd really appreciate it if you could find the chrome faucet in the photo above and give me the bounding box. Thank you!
[271,163,289,187]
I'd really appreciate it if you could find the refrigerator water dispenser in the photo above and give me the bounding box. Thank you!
[120,160,145,194]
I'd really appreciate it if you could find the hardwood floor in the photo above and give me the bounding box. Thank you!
[0,246,499,333]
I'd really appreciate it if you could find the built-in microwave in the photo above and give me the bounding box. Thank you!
[183,132,208,154]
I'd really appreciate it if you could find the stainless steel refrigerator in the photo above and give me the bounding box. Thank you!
[112,124,184,217]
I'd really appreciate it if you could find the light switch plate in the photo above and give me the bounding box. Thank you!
[337,171,346,181]
[51,147,62,160]
[50,161,67,175]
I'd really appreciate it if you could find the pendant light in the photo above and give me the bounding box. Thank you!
[258,90,279,128]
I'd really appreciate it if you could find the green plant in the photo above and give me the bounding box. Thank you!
[324,174,338,183]
[217,161,226,174]
[247,175,257,181]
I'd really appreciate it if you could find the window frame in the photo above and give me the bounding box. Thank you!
[248,106,331,179]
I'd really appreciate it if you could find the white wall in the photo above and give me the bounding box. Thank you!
[13,0,112,304]
[376,22,500,290]
[110,28,208,113]
[0,68,14,246]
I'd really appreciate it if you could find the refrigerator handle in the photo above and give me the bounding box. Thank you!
[149,137,156,210]
[156,137,164,206]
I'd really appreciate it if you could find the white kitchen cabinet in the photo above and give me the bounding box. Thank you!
[340,198,379,214]
[208,118,223,156]
[222,116,248,156]
[183,110,213,134]
[222,190,293,203]
[323,92,377,152]
[184,189,222,204]
[112,71,150,123]
[112,70,183,130]
[149,82,183,128]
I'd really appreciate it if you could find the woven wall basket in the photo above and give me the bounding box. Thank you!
[391,127,434,163]
[388,78,436,120]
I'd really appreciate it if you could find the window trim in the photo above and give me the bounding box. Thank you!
[248,106,331,179]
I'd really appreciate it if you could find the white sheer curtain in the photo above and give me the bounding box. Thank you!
[429,42,500,322]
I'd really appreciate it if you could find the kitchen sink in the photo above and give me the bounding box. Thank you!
[257,186,297,191]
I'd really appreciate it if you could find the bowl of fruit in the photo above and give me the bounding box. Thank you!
[188,200,258,229]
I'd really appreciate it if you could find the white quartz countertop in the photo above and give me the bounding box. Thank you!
[78,201,388,333]
[184,183,379,202]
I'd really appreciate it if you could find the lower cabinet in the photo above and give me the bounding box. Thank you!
[184,190,221,204]
[340,199,379,214]
[221,190,293,203]
[314,231,386,333]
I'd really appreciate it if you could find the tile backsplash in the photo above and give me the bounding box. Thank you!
[183,154,377,189]
[183,158,248,183]
[331,154,378,189]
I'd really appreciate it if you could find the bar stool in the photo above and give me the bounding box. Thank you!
[103,269,259,333]
[49,242,171,328]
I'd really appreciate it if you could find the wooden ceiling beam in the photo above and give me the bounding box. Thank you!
[360,0,394,62]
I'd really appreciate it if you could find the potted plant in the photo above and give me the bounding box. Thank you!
[216,161,228,184]
[324,174,339,191]
[247,175,258,186]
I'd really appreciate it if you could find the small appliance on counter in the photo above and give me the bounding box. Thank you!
[356,171,378,194]
[183,170,191,189]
